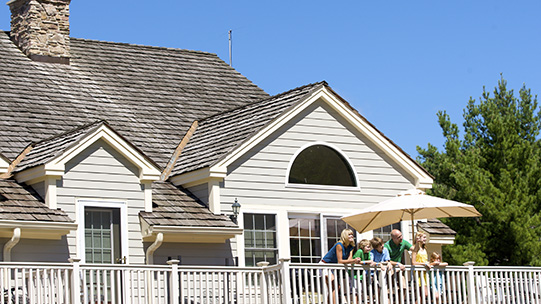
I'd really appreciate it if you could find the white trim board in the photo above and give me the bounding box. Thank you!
[76,199,129,264]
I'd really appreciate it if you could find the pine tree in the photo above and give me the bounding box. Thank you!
[417,77,541,266]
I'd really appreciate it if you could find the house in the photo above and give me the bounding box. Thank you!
[0,0,449,267]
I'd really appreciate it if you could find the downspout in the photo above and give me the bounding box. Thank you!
[146,232,163,265]
[3,227,21,262]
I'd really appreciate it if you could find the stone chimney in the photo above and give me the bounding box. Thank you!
[8,0,71,64]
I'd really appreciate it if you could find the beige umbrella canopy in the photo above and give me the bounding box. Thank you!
[341,189,482,242]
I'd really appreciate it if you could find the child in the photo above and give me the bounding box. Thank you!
[370,237,392,271]
[352,239,376,299]
[429,252,448,301]
[411,232,430,301]
[353,239,375,266]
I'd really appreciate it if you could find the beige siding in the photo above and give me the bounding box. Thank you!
[221,100,417,263]
[222,100,415,212]
[187,183,209,205]
[58,139,146,264]
[150,242,235,266]
[0,238,70,263]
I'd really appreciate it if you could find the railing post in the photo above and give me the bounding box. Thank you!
[464,261,476,304]
[257,262,270,304]
[168,259,180,304]
[69,258,81,304]
[379,263,389,304]
[279,259,292,304]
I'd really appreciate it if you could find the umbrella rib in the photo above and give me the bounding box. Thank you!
[362,211,382,232]
[458,206,481,216]
[435,207,453,217]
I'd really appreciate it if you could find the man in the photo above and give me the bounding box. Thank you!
[384,229,412,299]
[384,229,412,270]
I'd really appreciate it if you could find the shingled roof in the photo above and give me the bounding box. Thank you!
[14,120,102,173]
[140,181,237,228]
[418,219,456,236]
[0,31,268,169]
[171,82,326,175]
[0,179,73,222]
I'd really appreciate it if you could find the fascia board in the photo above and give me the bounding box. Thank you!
[210,86,432,188]
[0,156,9,173]
[169,167,226,188]
[144,226,243,243]
[425,235,456,245]
[50,125,161,181]
[14,165,57,184]
[0,220,77,240]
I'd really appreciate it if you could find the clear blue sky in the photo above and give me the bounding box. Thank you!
[2,1,540,158]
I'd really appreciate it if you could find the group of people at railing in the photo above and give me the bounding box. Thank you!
[319,228,448,304]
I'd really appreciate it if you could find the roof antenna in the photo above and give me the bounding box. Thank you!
[228,29,233,66]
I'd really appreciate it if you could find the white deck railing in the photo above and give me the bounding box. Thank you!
[0,259,539,304]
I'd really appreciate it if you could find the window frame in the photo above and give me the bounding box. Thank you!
[77,199,128,264]
[285,142,361,191]
[242,212,279,267]
[288,214,322,263]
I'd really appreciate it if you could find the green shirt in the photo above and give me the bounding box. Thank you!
[353,249,374,261]
[352,249,373,279]
[384,239,412,263]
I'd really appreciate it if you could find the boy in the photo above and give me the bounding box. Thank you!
[370,237,393,271]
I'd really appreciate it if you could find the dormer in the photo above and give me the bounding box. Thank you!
[12,121,161,211]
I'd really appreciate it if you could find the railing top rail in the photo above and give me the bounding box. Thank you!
[289,262,541,272]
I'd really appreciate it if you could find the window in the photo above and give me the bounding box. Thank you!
[289,144,357,187]
[244,213,278,266]
[85,208,121,264]
[289,217,321,263]
[325,218,357,251]
[372,222,401,243]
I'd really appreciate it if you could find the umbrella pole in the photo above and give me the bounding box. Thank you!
[411,214,415,245]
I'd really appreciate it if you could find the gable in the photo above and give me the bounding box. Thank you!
[14,122,161,184]
[221,100,419,211]
[171,84,432,190]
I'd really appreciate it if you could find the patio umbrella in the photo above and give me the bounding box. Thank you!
[341,189,482,242]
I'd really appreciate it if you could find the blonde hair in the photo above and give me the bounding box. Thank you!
[357,239,371,251]
[430,252,441,262]
[339,229,355,247]
[413,231,427,252]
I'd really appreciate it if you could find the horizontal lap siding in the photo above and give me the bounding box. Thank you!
[187,183,209,205]
[221,100,415,214]
[58,139,146,264]
[3,238,71,262]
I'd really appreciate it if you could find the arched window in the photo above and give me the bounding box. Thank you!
[288,144,357,187]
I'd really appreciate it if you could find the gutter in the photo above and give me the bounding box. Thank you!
[3,228,20,262]
[146,232,163,265]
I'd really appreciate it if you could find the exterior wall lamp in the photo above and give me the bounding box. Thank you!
[231,198,241,224]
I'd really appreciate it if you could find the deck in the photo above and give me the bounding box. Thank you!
[0,259,539,304]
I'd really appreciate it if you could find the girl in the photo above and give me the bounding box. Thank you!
[429,252,448,302]
[411,232,430,301]
[320,229,360,304]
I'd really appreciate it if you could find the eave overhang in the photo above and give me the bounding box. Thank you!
[0,220,77,240]
[142,223,242,243]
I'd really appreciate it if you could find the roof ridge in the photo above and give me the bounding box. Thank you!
[197,81,328,123]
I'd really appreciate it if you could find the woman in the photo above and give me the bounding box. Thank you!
[320,229,360,304]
